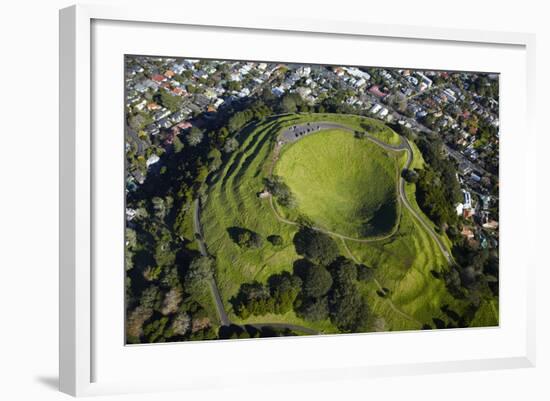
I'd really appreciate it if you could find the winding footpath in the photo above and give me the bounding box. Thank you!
[270,121,454,265]
[193,199,231,326]
[191,119,454,335]
[192,199,320,334]
[341,238,421,325]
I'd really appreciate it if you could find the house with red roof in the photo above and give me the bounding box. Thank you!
[172,87,185,96]
[151,74,166,83]
[368,85,388,98]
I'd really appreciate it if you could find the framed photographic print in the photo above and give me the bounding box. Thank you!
[59,3,536,396]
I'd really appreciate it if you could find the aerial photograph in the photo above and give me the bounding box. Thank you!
[124,55,500,344]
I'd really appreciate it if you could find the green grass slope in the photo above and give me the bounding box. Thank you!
[275,129,398,238]
[201,112,460,333]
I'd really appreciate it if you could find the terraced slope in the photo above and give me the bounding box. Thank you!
[200,113,469,333]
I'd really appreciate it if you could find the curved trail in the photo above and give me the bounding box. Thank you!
[192,199,320,335]
[340,238,421,325]
[193,199,231,326]
[269,121,453,264]
[192,118,453,335]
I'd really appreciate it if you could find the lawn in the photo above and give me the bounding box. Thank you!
[201,117,301,311]
[275,129,399,239]
[470,299,499,327]
[201,112,462,332]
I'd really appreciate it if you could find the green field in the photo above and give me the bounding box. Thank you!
[275,130,398,239]
[201,113,490,332]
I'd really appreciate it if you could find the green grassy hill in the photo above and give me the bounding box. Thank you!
[200,113,486,333]
[275,129,398,238]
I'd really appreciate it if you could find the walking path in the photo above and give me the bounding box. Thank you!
[269,121,453,264]
[192,199,320,335]
[191,118,454,335]
[340,238,421,325]
[193,199,231,326]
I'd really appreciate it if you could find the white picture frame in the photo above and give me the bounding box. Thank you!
[59,3,536,397]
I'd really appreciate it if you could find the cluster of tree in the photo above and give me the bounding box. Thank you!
[413,136,461,229]
[293,254,372,333]
[472,75,499,99]
[227,226,264,249]
[125,78,298,344]
[407,131,499,328]
[401,168,419,183]
[186,126,204,147]
[125,182,221,343]
[127,112,153,132]
[232,271,302,319]
[420,242,499,330]
[415,168,458,228]
[227,101,272,133]
[446,240,498,298]
[223,80,242,92]
[218,324,301,340]
[155,90,183,112]
[318,94,359,115]
[277,92,303,114]
[263,176,296,208]
[232,227,374,333]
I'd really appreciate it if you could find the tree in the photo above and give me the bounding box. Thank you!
[302,264,333,298]
[261,87,276,104]
[168,312,191,336]
[330,257,358,286]
[128,114,147,131]
[207,148,222,172]
[293,227,339,266]
[126,305,153,342]
[223,137,239,153]
[267,234,283,246]
[140,285,161,310]
[263,176,295,208]
[268,272,302,314]
[160,287,183,315]
[402,168,419,183]
[173,135,184,153]
[224,80,241,92]
[329,284,369,332]
[215,126,230,145]
[157,90,182,112]
[229,227,263,249]
[298,297,329,322]
[186,126,204,147]
[143,316,169,342]
[232,281,273,319]
[184,256,214,296]
[125,228,137,271]
[151,196,168,220]
[279,93,301,113]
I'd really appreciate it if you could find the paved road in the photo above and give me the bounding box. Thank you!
[395,136,453,263]
[192,199,323,334]
[272,122,454,264]
[192,199,231,327]
[190,121,452,337]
